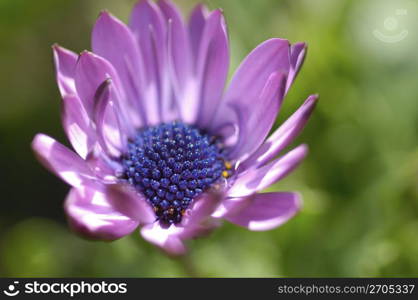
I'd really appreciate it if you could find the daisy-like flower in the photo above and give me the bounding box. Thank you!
[32,0,318,255]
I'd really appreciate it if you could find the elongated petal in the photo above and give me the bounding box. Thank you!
[211,38,290,157]
[129,0,166,124]
[129,0,166,73]
[225,192,301,231]
[92,11,145,127]
[32,134,96,188]
[104,184,156,225]
[61,94,96,159]
[238,95,318,171]
[140,222,186,256]
[194,9,229,128]
[189,4,209,64]
[53,45,97,159]
[52,45,77,96]
[227,145,308,198]
[65,186,139,240]
[160,0,193,123]
[227,72,287,161]
[159,0,192,82]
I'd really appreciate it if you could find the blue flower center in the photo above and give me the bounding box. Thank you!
[121,121,230,226]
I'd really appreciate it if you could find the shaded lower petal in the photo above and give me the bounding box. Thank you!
[227,144,308,198]
[104,183,156,225]
[141,190,224,256]
[65,186,139,240]
[32,134,96,188]
[140,222,186,256]
[182,189,224,227]
[225,192,301,231]
[238,95,318,172]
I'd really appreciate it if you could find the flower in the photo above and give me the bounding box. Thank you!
[32,0,318,256]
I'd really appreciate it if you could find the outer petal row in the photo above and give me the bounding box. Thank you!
[238,94,318,172]
[228,144,308,198]
[65,186,140,240]
[32,134,156,240]
[224,192,301,231]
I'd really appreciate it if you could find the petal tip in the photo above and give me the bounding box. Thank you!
[306,94,320,106]
[51,43,60,50]
[31,133,52,153]
[292,192,303,212]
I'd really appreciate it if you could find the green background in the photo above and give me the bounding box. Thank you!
[0,0,417,277]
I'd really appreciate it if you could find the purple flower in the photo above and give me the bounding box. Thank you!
[32,0,317,255]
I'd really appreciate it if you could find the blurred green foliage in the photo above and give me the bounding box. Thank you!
[0,0,417,277]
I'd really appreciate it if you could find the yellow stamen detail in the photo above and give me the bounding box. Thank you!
[222,170,230,178]
[224,161,232,170]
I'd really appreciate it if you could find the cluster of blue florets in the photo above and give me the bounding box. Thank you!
[121,121,227,226]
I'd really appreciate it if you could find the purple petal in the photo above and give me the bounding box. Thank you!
[65,185,139,240]
[52,45,77,96]
[140,222,187,256]
[129,0,166,75]
[158,0,192,83]
[182,189,224,227]
[211,38,290,158]
[61,94,96,159]
[238,95,318,172]
[188,4,209,64]
[225,192,301,231]
[53,45,97,159]
[194,9,229,128]
[286,42,307,93]
[31,134,96,188]
[176,191,223,242]
[104,183,156,225]
[92,11,145,127]
[74,51,122,118]
[211,196,251,219]
[141,189,224,256]
[85,153,121,183]
[93,79,132,158]
[227,72,287,162]
[160,0,196,123]
[129,0,167,124]
[227,144,308,198]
